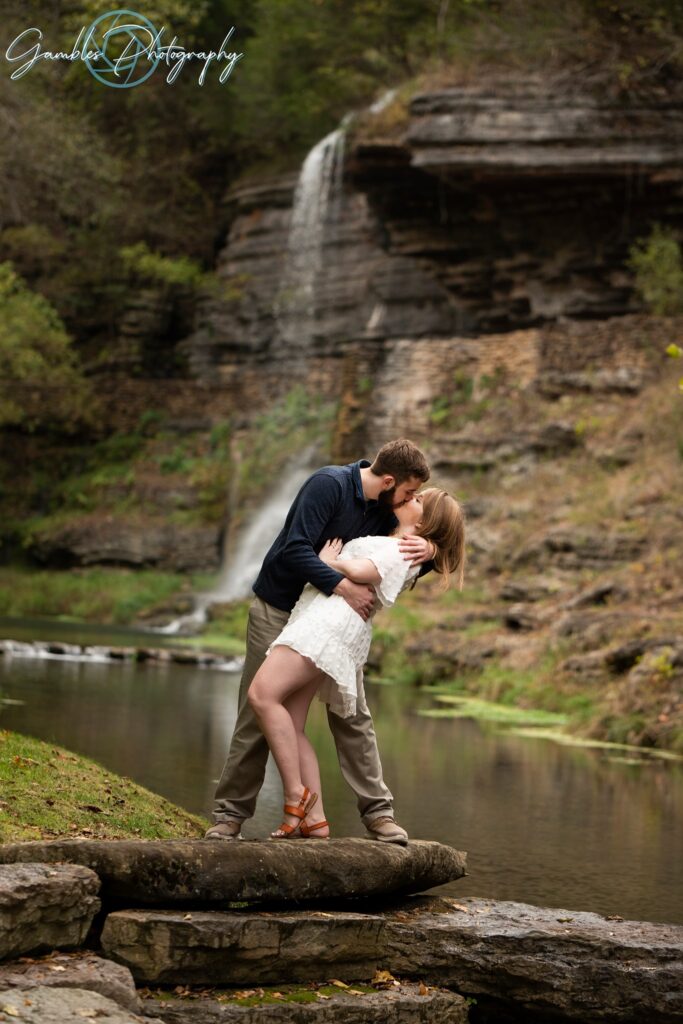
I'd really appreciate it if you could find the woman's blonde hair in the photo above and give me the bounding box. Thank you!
[415,487,466,591]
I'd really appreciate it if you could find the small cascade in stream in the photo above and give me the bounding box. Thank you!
[157,448,316,635]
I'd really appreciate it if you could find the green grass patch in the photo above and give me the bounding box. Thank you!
[421,695,569,727]
[0,567,197,624]
[177,632,246,657]
[175,599,251,656]
[0,730,209,842]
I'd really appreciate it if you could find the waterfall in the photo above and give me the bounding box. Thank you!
[274,116,352,347]
[212,447,315,602]
[156,448,316,635]
[273,90,396,349]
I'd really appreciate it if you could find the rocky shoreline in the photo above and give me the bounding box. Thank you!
[0,841,680,1023]
[0,638,242,673]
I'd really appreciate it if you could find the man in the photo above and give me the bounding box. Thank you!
[204,438,435,844]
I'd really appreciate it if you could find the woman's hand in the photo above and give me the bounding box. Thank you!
[398,535,436,567]
[319,537,343,566]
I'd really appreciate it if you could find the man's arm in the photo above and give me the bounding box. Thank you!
[278,473,346,594]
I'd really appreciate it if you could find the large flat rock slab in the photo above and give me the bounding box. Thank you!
[0,952,140,1013]
[384,896,683,1023]
[139,984,468,1023]
[0,839,465,906]
[101,897,683,1022]
[0,986,153,1022]
[0,863,100,960]
[101,908,388,984]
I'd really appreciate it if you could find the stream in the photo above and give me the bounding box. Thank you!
[1,616,681,926]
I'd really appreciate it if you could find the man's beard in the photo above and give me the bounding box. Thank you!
[378,487,397,509]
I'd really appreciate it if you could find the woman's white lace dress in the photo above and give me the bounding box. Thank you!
[266,535,420,718]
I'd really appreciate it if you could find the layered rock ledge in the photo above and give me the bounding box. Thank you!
[100,896,683,1023]
[140,983,469,1023]
[0,840,466,908]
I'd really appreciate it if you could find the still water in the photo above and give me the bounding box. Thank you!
[1,618,681,926]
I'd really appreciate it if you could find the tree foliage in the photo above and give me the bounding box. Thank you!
[0,261,95,431]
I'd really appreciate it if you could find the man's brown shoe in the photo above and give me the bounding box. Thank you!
[365,816,408,845]
[204,821,243,840]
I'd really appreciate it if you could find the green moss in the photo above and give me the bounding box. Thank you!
[507,727,683,762]
[421,695,569,727]
[145,983,378,1007]
[0,731,209,842]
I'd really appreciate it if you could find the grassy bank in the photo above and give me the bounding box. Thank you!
[0,566,215,625]
[0,730,208,843]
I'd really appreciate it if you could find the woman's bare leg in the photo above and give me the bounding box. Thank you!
[284,680,329,836]
[248,646,322,830]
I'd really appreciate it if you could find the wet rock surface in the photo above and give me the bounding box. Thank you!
[0,864,100,961]
[0,840,466,908]
[0,952,140,1013]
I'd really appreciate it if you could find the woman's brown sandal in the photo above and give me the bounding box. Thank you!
[300,818,330,839]
[270,787,318,839]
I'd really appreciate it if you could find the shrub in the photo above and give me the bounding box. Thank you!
[627,224,683,316]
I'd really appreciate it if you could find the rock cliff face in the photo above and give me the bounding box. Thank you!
[183,75,683,403]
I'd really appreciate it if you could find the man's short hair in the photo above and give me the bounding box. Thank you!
[370,439,430,485]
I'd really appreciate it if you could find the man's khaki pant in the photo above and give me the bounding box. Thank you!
[212,596,394,827]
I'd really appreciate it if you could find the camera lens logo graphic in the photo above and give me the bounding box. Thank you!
[84,9,160,88]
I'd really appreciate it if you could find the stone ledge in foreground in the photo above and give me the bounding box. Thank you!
[385,896,683,1024]
[0,863,101,961]
[101,908,387,984]
[139,984,468,1023]
[101,897,683,1023]
[0,839,466,907]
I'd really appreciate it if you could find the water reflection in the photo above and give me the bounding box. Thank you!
[0,639,681,925]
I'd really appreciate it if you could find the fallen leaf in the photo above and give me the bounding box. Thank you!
[183,913,192,920]
[330,980,348,988]
[1,1006,19,1017]
[419,982,429,996]
[49,965,67,972]
[450,902,470,913]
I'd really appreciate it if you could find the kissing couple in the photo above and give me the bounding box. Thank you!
[204,438,466,843]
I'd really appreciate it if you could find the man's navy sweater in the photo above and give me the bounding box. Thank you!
[252,459,399,613]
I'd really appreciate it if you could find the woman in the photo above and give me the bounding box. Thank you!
[248,487,466,839]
